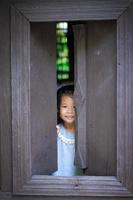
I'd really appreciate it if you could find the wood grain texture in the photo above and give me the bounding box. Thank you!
[30,22,57,175]
[13,175,132,196]
[0,191,133,200]
[11,6,31,193]
[12,0,133,21]
[86,21,117,176]
[9,0,133,197]
[10,6,133,196]
[73,25,87,169]
[117,2,133,193]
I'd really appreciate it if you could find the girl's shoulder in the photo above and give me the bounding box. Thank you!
[56,123,63,134]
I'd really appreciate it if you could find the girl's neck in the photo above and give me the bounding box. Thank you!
[63,122,75,133]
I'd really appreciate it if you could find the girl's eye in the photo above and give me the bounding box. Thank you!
[62,105,67,108]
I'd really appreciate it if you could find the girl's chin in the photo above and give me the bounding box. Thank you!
[64,121,75,125]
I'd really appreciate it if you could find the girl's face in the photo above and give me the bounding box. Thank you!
[60,95,75,126]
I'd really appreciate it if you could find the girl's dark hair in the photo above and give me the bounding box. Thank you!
[57,84,74,123]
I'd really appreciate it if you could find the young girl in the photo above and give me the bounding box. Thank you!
[52,85,83,176]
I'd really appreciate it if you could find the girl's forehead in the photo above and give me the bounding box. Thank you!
[61,95,74,102]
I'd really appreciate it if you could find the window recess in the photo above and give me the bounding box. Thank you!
[11,1,133,197]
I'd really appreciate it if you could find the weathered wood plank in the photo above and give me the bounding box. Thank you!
[30,22,57,175]
[11,5,31,192]
[0,191,132,200]
[86,21,116,176]
[73,25,87,169]
[117,2,133,193]
[12,0,133,21]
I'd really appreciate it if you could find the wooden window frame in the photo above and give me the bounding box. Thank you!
[11,0,133,196]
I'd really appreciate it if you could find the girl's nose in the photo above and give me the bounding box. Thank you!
[67,107,74,113]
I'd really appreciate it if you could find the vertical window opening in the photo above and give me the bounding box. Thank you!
[53,22,81,176]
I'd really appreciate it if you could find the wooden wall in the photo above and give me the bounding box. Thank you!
[0,0,12,192]
[86,21,116,176]
[1,192,133,200]
[0,0,133,199]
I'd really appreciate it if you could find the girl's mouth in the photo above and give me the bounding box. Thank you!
[65,116,74,119]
